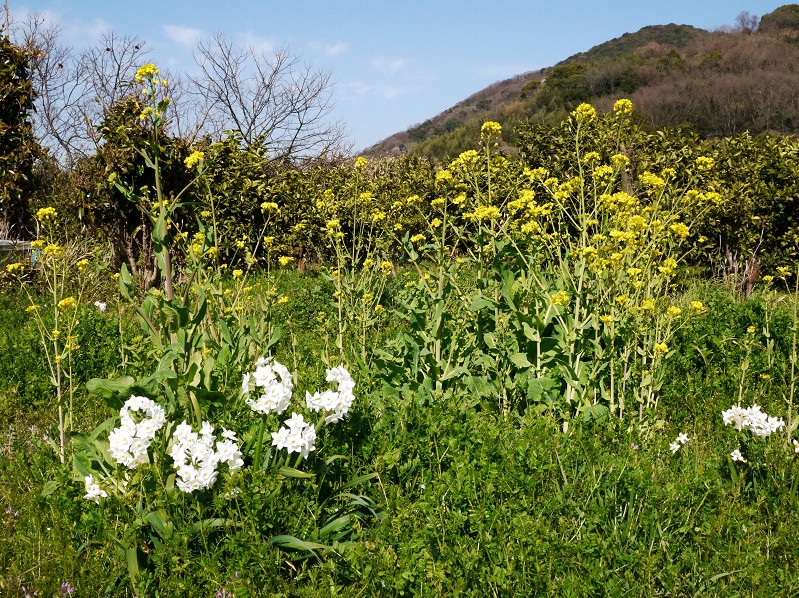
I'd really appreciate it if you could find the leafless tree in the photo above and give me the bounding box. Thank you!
[191,32,348,161]
[16,14,148,168]
[734,11,759,34]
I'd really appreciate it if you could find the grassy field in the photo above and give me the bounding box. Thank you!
[1,270,799,597]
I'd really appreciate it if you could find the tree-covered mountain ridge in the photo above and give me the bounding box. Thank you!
[365,4,799,161]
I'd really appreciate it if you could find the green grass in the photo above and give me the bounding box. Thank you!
[1,274,799,596]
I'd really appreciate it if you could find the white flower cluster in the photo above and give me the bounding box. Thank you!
[242,357,293,415]
[169,422,243,493]
[271,413,317,459]
[669,432,689,454]
[83,474,108,503]
[722,404,785,438]
[108,395,167,468]
[730,448,747,463]
[305,365,356,424]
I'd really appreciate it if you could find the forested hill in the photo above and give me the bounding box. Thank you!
[365,5,799,161]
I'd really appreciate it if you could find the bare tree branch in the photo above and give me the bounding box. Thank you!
[191,32,348,161]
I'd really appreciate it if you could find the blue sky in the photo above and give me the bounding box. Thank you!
[9,0,786,151]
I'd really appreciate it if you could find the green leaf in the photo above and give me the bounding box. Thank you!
[510,352,533,368]
[277,466,315,479]
[270,534,329,555]
[40,479,60,497]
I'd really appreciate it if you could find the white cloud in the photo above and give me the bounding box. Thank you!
[371,57,408,74]
[235,31,275,56]
[163,24,203,49]
[10,8,111,48]
[341,80,417,101]
[310,40,348,56]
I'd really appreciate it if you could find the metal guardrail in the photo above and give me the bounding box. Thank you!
[0,240,32,265]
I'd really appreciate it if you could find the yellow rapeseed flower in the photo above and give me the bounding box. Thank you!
[260,201,279,212]
[690,300,705,313]
[572,103,597,123]
[613,98,633,116]
[481,121,502,139]
[374,304,385,315]
[43,244,64,257]
[36,207,58,222]
[667,306,682,317]
[5,262,25,275]
[57,296,77,310]
[654,342,669,356]
[354,156,368,169]
[381,261,393,275]
[184,150,204,169]
[639,171,666,193]
[611,154,630,169]
[277,295,289,305]
[135,63,159,83]
[592,165,614,185]
[435,169,453,182]
[410,234,426,244]
[232,269,243,279]
[670,223,690,239]
[550,290,570,306]
[777,266,791,276]
[278,256,294,267]
[464,205,501,222]
[695,156,714,171]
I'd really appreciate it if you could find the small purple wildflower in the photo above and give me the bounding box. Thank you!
[60,581,76,595]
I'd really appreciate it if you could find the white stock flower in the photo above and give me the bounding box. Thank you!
[722,404,784,438]
[272,412,316,459]
[83,474,108,503]
[243,357,293,414]
[305,365,356,424]
[169,420,243,493]
[108,395,166,468]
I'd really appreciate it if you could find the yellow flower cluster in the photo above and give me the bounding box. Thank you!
[135,63,160,83]
[354,156,368,169]
[278,256,294,267]
[481,121,502,139]
[463,205,501,222]
[613,98,633,116]
[654,342,669,356]
[638,171,666,193]
[592,165,614,185]
[695,156,714,171]
[690,300,705,312]
[435,169,453,182]
[36,207,57,222]
[5,262,25,274]
[572,103,597,123]
[184,151,205,170]
[670,223,690,239]
[43,244,64,257]
[410,234,426,244]
[550,290,570,306]
[57,296,77,310]
[610,154,630,169]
